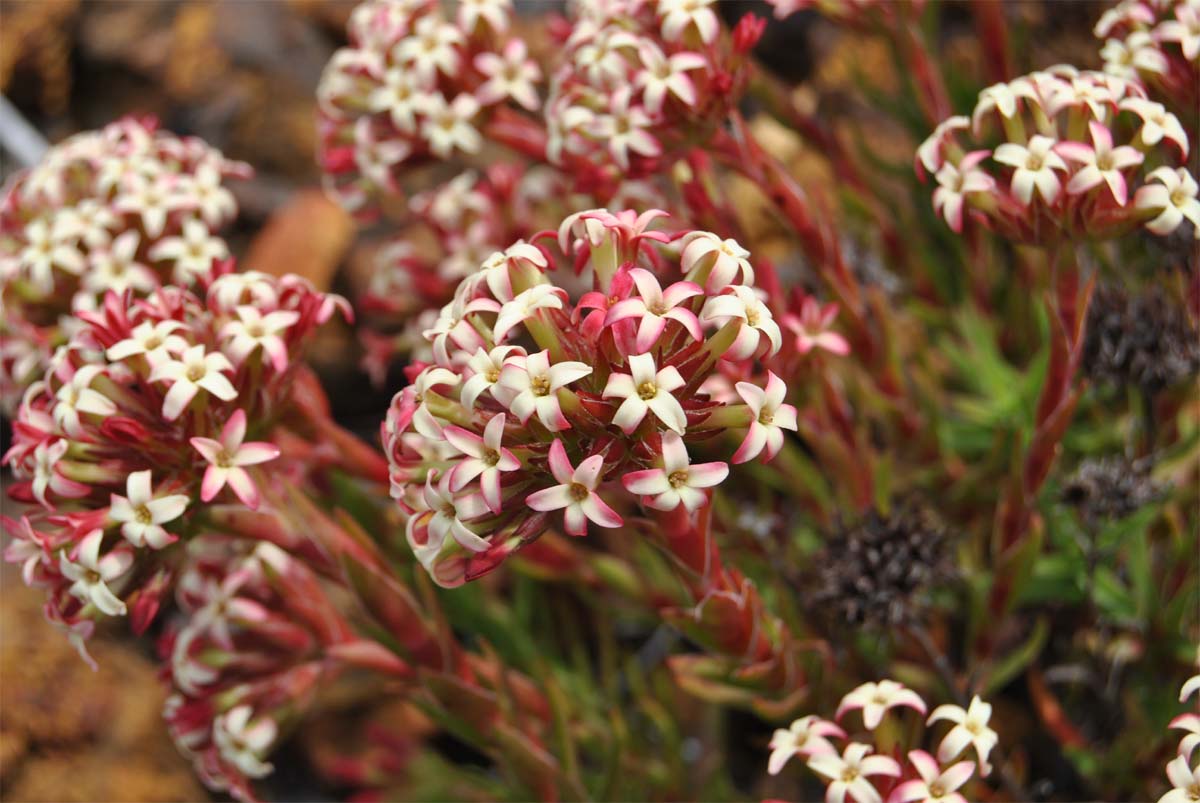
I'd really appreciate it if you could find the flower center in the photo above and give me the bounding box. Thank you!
[1096,152,1114,171]
[531,375,551,396]
[145,336,161,350]
[246,324,264,338]
[637,381,658,401]
[758,409,774,425]
[668,470,689,488]
[872,693,888,705]
[1171,189,1188,207]
[186,365,205,382]
[216,449,233,468]
[966,721,981,735]
[930,783,945,798]
[649,301,667,315]
[135,505,153,525]
[1026,154,1043,170]
[568,482,589,501]
[483,449,500,467]
[440,502,456,518]
[840,768,859,783]
[746,307,760,326]
[85,568,102,584]
[485,368,500,383]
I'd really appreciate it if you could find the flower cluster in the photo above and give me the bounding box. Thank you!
[2,267,347,654]
[0,116,250,413]
[316,0,540,213]
[358,164,668,380]
[1096,0,1199,118]
[917,66,1197,242]
[543,0,757,185]
[162,537,353,800]
[1159,667,1200,803]
[383,209,797,587]
[769,679,999,803]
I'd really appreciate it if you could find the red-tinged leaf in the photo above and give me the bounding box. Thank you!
[327,640,412,677]
[1027,667,1086,749]
[342,559,445,670]
[127,567,172,635]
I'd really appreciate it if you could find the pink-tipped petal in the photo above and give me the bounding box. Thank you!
[226,467,261,509]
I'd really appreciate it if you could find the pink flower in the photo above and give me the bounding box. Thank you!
[993,135,1069,206]
[658,0,719,44]
[52,365,117,438]
[460,345,525,411]
[766,715,845,775]
[1136,167,1200,237]
[475,39,541,111]
[1119,98,1189,157]
[407,472,492,562]
[681,231,754,291]
[220,306,301,372]
[444,413,521,513]
[190,409,281,510]
[808,742,902,803]
[526,440,623,535]
[493,285,567,343]
[732,372,797,464]
[603,352,687,434]
[837,680,929,730]
[1161,755,1200,803]
[1169,711,1200,762]
[213,705,277,780]
[783,297,851,356]
[888,751,975,803]
[622,431,728,512]
[497,350,592,431]
[596,88,660,170]
[603,268,703,352]
[1056,121,1144,205]
[106,320,188,365]
[634,42,706,116]
[108,470,190,549]
[700,285,782,361]
[60,529,134,617]
[927,696,997,774]
[149,344,238,420]
[931,151,995,232]
[30,440,89,506]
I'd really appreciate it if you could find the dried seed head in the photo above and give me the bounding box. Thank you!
[1082,284,1200,393]
[810,500,956,629]
[1061,456,1164,523]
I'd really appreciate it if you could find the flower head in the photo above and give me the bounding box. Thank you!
[888,751,975,803]
[526,440,623,536]
[927,695,998,775]
[622,431,728,511]
[837,679,929,730]
[190,410,282,510]
[383,211,784,587]
[767,715,846,775]
[807,742,902,803]
[109,470,190,549]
